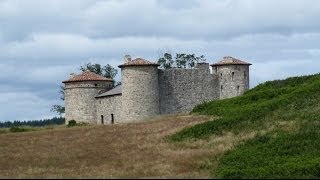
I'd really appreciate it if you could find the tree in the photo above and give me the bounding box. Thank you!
[51,105,65,115]
[51,85,66,115]
[175,53,187,68]
[80,63,118,79]
[51,63,118,116]
[103,64,118,79]
[158,53,174,69]
[158,52,206,69]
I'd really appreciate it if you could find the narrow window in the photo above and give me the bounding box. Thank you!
[244,71,247,79]
[101,115,104,125]
[221,85,223,92]
[111,114,114,124]
[215,67,218,73]
[232,72,235,80]
[237,85,240,94]
[220,73,223,79]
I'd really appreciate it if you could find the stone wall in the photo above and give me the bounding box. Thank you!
[64,81,113,124]
[96,95,122,124]
[121,66,160,122]
[158,63,219,115]
[214,65,250,99]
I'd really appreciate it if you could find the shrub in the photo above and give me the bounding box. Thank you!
[67,120,77,127]
[67,120,88,128]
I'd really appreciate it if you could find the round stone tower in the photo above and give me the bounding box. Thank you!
[62,70,114,124]
[211,56,251,99]
[118,55,160,122]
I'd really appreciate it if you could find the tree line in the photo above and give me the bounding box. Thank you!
[0,117,65,128]
[158,53,206,69]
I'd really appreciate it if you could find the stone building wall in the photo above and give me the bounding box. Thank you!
[214,65,250,99]
[64,81,113,124]
[158,63,220,115]
[121,66,160,122]
[96,95,122,124]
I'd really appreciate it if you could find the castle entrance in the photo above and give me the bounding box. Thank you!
[101,115,104,125]
[111,114,114,124]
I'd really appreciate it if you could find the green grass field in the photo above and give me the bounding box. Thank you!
[170,73,320,178]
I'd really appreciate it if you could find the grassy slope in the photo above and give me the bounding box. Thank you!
[170,73,320,178]
[0,115,216,178]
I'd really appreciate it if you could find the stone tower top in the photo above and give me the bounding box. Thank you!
[211,56,252,66]
[62,70,113,83]
[118,57,159,68]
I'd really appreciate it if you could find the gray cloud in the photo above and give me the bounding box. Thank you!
[1,0,320,41]
[0,0,320,121]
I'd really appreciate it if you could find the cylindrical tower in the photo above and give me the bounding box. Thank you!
[119,56,160,123]
[62,70,114,124]
[211,56,251,99]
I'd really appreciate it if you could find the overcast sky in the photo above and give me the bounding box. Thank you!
[1,0,320,122]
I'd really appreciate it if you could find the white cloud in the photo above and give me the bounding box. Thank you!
[0,91,58,121]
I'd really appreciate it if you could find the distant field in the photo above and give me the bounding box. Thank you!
[0,114,223,178]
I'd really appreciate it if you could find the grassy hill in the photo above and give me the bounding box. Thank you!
[2,73,320,178]
[170,73,320,178]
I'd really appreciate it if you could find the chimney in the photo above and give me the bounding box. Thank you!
[70,73,76,79]
[124,54,131,63]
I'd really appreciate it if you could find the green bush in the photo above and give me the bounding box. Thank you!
[67,120,77,127]
[67,120,88,128]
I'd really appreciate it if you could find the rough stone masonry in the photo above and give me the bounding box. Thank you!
[63,56,252,125]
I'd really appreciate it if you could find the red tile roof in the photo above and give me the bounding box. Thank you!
[211,56,252,66]
[118,58,159,68]
[62,70,114,83]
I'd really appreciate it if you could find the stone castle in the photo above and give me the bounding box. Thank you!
[63,56,252,125]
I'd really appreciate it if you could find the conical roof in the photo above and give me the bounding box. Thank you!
[62,70,113,83]
[118,58,159,68]
[211,56,252,66]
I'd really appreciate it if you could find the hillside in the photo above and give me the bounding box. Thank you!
[0,115,220,178]
[2,73,320,178]
[170,73,320,178]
